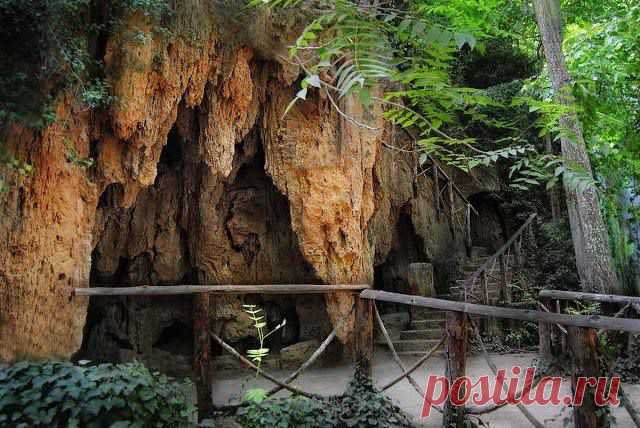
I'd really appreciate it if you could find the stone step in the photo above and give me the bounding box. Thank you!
[450,286,499,295]
[398,349,444,357]
[400,328,443,340]
[455,279,500,287]
[389,339,443,353]
[410,309,447,320]
[470,246,490,258]
[462,258,498,271]
[410,318,445,330]
[452,291,500,301]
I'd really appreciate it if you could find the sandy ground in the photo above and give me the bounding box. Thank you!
[212,350,639,427]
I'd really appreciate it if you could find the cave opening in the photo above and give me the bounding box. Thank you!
[80,124,335,374]
[374,209,429,314]
[468,192,507,252]
[154,320,193,356]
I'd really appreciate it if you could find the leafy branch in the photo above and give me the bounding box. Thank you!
[242,304,286,374]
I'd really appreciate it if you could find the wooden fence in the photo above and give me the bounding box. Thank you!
[75,282,640,427]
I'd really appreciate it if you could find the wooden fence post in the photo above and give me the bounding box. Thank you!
[499,254,511,305]
[433,164,440,218]
[480,271,489,332]
[444,311,467,427]
[193,293,212,420]
[354,297,374,377]
[465,203,472,253]
[568,326,602,428]
[448,181,455,238]
[539,297,553,361]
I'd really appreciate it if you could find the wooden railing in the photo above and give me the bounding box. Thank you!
[74,283,372,419]
[73,283,369,296]
[75,280,640,427]
[536,288,640,428]
[361,288,640,428]
[460,213,537,305]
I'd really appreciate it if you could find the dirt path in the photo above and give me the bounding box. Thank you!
[212,350,639,427]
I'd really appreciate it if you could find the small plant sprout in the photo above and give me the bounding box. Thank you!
[242,304,286,374]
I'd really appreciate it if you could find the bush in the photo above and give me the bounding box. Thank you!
[0,360,196,427]
[524,218,580,292]
[235,369,412,428]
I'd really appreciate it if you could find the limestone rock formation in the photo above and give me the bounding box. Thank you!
[0,3,498,362]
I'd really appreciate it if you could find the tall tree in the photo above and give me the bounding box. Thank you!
[532,0,622,295]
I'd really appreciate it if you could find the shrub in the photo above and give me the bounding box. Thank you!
[235,368,412,428]
[0,360,196,427]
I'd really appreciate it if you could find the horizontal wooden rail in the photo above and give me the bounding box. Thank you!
[539,289,640,305]
[359,289,640,333]
[74,284,369,297]
[462,213,536,292]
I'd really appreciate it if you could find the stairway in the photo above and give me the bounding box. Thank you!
[449,246,505,304]
[377,246,510,356]
[392,310,446,356]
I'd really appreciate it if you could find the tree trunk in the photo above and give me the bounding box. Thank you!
[443,311,467,427]
[568,327,604,428]
[532,0,621,295]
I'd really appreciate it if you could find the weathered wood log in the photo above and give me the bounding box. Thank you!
[210,332,320,399]
[359,290,640,332]
[374,304,423,397]
[568,327,602,428]
[539,289,640,305]
[461,214,536,293]
[499,254,512,305]
[538,298,554,362]
[448,180,455,238]
[266,329,337,397]
[354,297,374,376]
[381,337,444,395]
[538,301,568,334]
[433,164,440,218]
[443,311,467,427]
[74,283,369,296]
[193,293,212,420]
[266,305,354,397]
[468,317,545,428]
[614,303,632,318]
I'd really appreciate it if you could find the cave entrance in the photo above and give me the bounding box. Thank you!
[80,124,335,374]
[373,210,430,314]
[468,192,507,252]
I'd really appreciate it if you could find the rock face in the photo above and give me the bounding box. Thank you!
[0,3,499,362]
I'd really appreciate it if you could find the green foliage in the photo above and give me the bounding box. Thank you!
[514,1,640,284]
[81,79,115,110]
[522,218,580,291]
[256,0,533,172]
[504,322,538,350]
[236,368,412,428]
[64,139,95,169]
[614,334,640,383]
[0,142,33,192]
[0,360,196,427]
[0,0,172,128]
[243,388,268,404]
[242,304,286,372]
